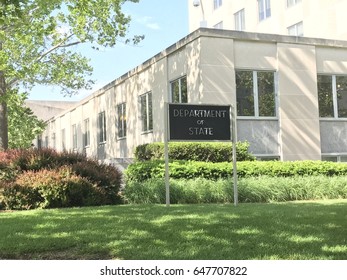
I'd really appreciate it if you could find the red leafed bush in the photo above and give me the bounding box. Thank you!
[2,167,106,210]
[0,148,123,210]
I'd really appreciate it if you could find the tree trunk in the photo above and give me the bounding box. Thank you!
[0,70,8,151]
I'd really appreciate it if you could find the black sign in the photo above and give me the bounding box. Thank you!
[168,103,231,141]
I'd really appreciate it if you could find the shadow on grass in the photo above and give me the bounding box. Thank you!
[0,200,346,260]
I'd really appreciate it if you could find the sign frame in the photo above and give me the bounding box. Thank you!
[168,103,232,142]
[164,102,238,207]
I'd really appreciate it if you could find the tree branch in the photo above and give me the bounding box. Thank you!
[7,34,83,88]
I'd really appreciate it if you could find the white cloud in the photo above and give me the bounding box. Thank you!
[136,16,161,30]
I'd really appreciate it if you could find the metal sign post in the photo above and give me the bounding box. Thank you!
[231,105,238,206]
[164,103,170,206]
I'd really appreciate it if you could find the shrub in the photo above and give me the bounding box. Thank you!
[1,167,106,210]
[123,176,347,204]
[0,148,86,172]
[71,160,122,204]
[125,160,347,182]
[134,141,255,162]
[0,149,123,210]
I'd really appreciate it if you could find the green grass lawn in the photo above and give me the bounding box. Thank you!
[0,199,346,260]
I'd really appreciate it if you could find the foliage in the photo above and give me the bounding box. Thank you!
[134,141,255,162]
[0,148,122,209]
[2,166,106,210]
[125,159,347,182]
[7,90,46,148]
[0,0,143,149]
[123,176,347,204]
[71,160,122,204]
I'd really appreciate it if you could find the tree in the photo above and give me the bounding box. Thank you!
[0,0,143,150]
[8,90,46,148]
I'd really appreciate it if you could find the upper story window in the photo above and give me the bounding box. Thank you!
[171,76,188,103]
[236,70,276,117]
[213,0,222,10]
[287,0,301,8]
[234,9,245,31]
[98,111,106,143]
[117,103,127,138]
[288,21,303,36]
[318,74,347,118]
[140,92,153,133]
[213,21,223,29]
[258,0,271,21]
[83,118,90,147]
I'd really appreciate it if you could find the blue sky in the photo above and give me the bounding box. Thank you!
[28,0,189,101]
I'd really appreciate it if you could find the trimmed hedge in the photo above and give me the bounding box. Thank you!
[123,176,347,204]
[125,160,347,182]
[0,148,122,210]
[134,141,255,162]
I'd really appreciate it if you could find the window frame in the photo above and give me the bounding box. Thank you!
[170,76,188,103]
[140,92,153,133]
[98,111,107,144]
[83,118,90,148]
[287,0,301,8]
[258,0,271,22]
[61,128,66,151]
[72,124,77,150]
[287,21,303,36]
[234,9,245,31]
[236,69,277,118]
[51,132,56,149]
[213,0,222,10]
[213,21,223,29]
[318,74,347,119]
[117,103,127,139]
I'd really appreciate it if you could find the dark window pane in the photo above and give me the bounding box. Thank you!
[171,80,180,103]
[336,76,347,118]
[148,92,153,130]
[258,72,275,117]
[236,71,254,116]
[141,95,147,131]
[317,75,333,117]
[181,76,188,103]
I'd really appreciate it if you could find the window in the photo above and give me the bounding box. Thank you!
[234,9,245,31]
[287,0,301,8]
[288,21,303,36]
[61,129,66,150]
[236,70,276,117]
[44,136,49,148]
[72,124,77,150]
[117,103,127,138]
[322,155,347,162]
[171,76,187,103]
[140,92,153,132]
[258,0,271,21]
[52,133,56,149]
[98,111,106,143]
[213,0,222,10]
[318,75,347,118]
[83,118,90,147]
[213,21,223,29]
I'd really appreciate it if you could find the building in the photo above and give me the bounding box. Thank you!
[25,100,77,122]
[36,28,347,162]
[188,0,347,40]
